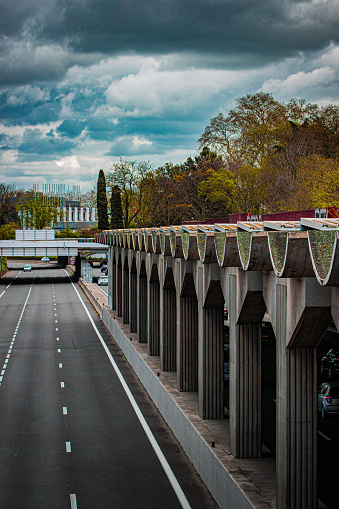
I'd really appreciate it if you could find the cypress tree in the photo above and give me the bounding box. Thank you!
[110,185,124,229]
[97,169,109,230]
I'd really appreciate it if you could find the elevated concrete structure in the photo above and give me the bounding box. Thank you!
[96,219,339,509]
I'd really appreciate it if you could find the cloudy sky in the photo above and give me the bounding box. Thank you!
[1,0,338,192]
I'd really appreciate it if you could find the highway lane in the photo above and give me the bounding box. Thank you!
[0,265,217,509]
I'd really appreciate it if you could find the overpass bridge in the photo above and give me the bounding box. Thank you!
[0,236,107,258]
[95,217,339,509]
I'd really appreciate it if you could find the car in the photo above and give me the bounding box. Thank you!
[320,349,339,378]
[41,256,50,262]
[318,381,339,418]
[98,276,108,285]
[100,264,107,272]
[24,264,32,272]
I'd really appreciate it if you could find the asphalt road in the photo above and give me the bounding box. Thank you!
[0,262,218,509]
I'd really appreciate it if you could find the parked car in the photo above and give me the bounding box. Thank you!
[320,349,339,378]
[98,276,108,285]
[318,381,339,418]
[24,264,32,272]
[41,256,50,262]
[101,264,107,272]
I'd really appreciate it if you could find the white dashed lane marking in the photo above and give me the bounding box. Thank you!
[70,494,77,509]
[66,442,71,453]
[0,282,33,387]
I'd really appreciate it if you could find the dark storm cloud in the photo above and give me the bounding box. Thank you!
[1,1,338,86]
[37,0,339,57]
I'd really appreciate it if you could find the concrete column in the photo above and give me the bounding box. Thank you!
[123,258,129,324]
[228,269,266,459]
[112,252,117,311]
[272,280,331,509]
[202,276,225,420]
[130,260,137,333]
[117,255,122,317]
[138,262,148,343]
[178,273,198,392]
[107,247,113,309]
[149,265,160,356]
[162,268,177,372]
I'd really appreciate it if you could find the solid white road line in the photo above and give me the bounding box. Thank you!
[66,271,192,509]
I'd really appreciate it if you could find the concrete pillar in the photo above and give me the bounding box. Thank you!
[162,268,177,372]
[111,252,117,311]
[178,273,198,392]
[117,255,122,317]
[123,258,129,324]
[228,269,266,459]
[138,261,148,343]
[130,259,137,333]
[271,279,331,509]
[149,264,160,356]
[202,279,224,420]
[107,248,114,309]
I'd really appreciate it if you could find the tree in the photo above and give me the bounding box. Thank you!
[17,192,61,229]
[81,186,97,208]
[293,155,339,210]
[97,169,109,230]
[110,185,124,229]
[0,222,18,239]
[106,159,151,228]
[0,183,23,226]
[198,93,288,166]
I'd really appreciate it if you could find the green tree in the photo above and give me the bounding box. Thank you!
[110,185,124,229]
[97,169,109,230]
[17,192,61,229]
[0,222,18,239]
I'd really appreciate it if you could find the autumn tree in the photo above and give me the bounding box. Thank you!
[172,147,227,222]
[200,94,339,214]
[293,156,339,210]
[198,92,288,166]
[0,183,23,226]
[110,185,124,229]
[106,159,151,228]
[137,166,180,227]
[97,169,109,230]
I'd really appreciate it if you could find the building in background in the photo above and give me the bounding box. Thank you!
[28,184,98,230]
